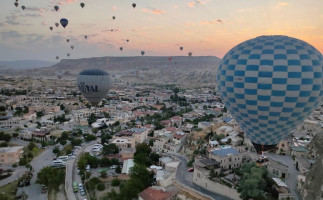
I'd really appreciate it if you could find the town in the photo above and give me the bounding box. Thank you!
[0,73,322,200]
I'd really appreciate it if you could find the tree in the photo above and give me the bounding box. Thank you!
[149,152,161,164]
[130,164,153,188]
[134,153,150,166]
[100,171,107,178]
[0,132,11,142]
[88,113,96,126]
[102,144,119,155]
[100,158,111,167]
[13,132,19,138]
[71,139,82,147]
[53,146,60,154]
[60,104,65,110]
[36,111,44,118]
[149,139,154,147]
[115,165,121,174]
[77,154,88,174]
[135,143,151,155]
[36,166,65,191]
[85,134,97,142]
[60,140,67,145]
[28,142,37,151]
[97,183,106,191]
[103,112,110,118]
[0,142,8,147]
[111,178,121,186]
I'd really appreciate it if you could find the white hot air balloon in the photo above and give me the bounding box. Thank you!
[77,69,111,105]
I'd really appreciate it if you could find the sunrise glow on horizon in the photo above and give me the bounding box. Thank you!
[0,0,322,61]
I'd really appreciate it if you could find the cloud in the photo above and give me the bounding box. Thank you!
[59,0,78,5]
[141,8,166,15]
[173,5,179,9]
[278,2,288,7]
[188,2,195,7]
[112,6,117,10]
[0,31,23,40]
[200,19,223,25]
[196,0,211,5]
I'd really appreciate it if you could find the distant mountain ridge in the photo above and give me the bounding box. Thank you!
[40,56,221,74]
[0,60,55,70]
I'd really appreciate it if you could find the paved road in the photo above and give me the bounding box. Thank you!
[66,140,98,200]
[0,166,26,187]
[169,153,231,200]
[20,146,55,200]
[265,153,301,200]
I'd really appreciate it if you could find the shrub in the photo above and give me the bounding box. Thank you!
[97,183,105,191]
[111,178,121,186]
[19,158,27,166]
[100,171,107,178]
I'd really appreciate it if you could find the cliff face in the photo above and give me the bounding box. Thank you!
[301,133,323,200]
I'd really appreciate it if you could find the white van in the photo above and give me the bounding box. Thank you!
[92,147,101,152]
[53,160,65,166]
[86,165,90,172]
[58,156,69,161]
[94,144,103,148]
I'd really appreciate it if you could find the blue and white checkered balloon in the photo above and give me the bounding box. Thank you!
[217,35,323,146]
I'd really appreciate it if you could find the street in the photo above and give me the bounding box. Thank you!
[265,153,301,200]
[19,145,55,200]
[169,153,231,200]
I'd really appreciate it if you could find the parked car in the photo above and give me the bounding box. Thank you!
[110,165,117,169]
[76,168,80,175]
[80,189,85,196]
[188,167,194,172]
[86,165,90,172]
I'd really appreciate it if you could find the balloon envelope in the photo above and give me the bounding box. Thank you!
[50,27,53,31]
[141,51,145,56]
[14,2,18,7]
[132,3,136,8]
[80,3,85,8]
[60,18,68,28]
[77,69,111,105]
[216,35,323,151]
[180,47,183,51]
[54,6,59,11]
[55,23,59,27]
[120,47,123,51]
[188,52,192,57]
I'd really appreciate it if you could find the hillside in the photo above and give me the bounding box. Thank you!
[0,60,55,70]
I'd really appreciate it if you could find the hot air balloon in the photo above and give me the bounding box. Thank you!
[67,53,70,57]
[54,5,59,11]
[80,3,85,8]
[14,2,18,7]
[112,16,115,20]
[56,56,59,60]
[180,47,183,51]
[55,23,59,27]
[126,39,129,43]
[85,35,87,39]
[21,6,25,10]
[132,3,136,8]
[66,39,70,43]
[120,47,123,51]
[77,69,111,105]
[50,27,53,31]
[60,18,68,28]
[71,45,74,50]
[141,51,145,56]
[168,57,172,62]
[188,52,192,57]
[57,74,62,79]
[216,35,323,153]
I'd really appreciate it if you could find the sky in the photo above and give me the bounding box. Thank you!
[0,0,322,61]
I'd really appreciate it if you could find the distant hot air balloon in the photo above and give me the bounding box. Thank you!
[126,39,129,43]
[67,53,70,57]
[21,6,25,10]
[188,52,192,57]
[77,69,111,105]
[85,35,87,39]
[217,35,323,153]
[168,57,172,62]
[14,2,18,7]
[60,18,68,28]
[112,16,116,20]
[66,39,70,43]
[56,56,59,60]
[132,3,136,8]
[120,47,123,51]
[180,47,183,51]
[54,5,59,11]
[71,45,74,50]
[80,3,85,8]
[57,74,62,79]
[55,23,59,27]
[50,27,53,31]
[110,29,113,32]
[141,51,145,56]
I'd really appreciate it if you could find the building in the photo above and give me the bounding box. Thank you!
[290,146,310,158]
[0,146,24,165]
[121,148,135,161]
[122,159,134,174]
[267,158,289,179]
[209,146,246,170]
[272,178,295,200]
[111,137,135,151]
[138,187,172,200]
[294,157,313,175]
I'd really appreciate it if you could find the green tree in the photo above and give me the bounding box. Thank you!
[85,134,97,142]
[36,166,65,191]
[115,165,121,174]
[111,178,121,186]
[100,171,107,178]
[0,132,11,142]
[134,153,150,166]
[135,143,151,155]
[130,164,153,188]
[28,142,37,151]
[102,144,119,155]
[97,183,105,191]
[71,139,82,147]
[88,113,96,126]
